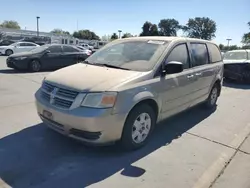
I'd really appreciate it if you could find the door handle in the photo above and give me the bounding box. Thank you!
[195,72,202,76]
[187,75,194,79]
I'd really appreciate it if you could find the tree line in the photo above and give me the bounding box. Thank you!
[0,19,249,49]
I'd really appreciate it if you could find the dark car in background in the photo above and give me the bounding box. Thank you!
[0,40,15,46]
[6,44,90,72]
[223,50,250,83]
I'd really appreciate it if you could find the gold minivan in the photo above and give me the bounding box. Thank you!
[35,36,223,150]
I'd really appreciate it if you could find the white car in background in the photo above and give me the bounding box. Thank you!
[80,43,94,50]
[0,42,40,56]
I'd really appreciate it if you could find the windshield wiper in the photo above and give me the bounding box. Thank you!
[82,60,92,64]
[95,63,130,70]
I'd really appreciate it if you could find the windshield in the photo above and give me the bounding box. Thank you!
[9,42,19,46]
[85,40,167,71]
[224,51,247,60]
[29,45,49,53]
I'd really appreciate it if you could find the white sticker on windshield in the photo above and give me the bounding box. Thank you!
[147,40,165,45]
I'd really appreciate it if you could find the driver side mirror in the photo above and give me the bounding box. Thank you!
[45,50,51,54]
[162,61,183,75]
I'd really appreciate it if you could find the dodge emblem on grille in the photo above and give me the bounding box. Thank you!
[50,88,58,104]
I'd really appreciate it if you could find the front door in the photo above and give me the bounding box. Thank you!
[24,42,37,51]
[157,43,197,119]
[41,45,63,69]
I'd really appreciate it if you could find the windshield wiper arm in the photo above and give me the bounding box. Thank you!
[82,60,91,64]
[96,63,130,70]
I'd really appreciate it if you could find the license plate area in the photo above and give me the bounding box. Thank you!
[43,110,53,120]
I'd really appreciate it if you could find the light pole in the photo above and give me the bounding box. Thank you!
[226,38,232,46]
[36,16,40,36]
[118,30,122,39]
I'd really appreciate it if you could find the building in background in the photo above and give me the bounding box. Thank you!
[0,27,81,46]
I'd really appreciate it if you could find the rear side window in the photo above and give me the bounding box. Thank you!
[49,45,62,53]
[63,46,80,52]
[190,43,209,67]
[19,43,26,46]
[25,43,36,46]
[207,43,222,63]
[166,43,190,69]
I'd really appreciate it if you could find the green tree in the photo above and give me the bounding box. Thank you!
[182,17,216,40]
[219,44,224,50]
[111,33,118,40]
[158,19,180,36]
[50,29,70,35]
[242,45,250,49]
[73,30,100,40]
[140,21,159,36]
[242,22,250,45]
[122,33,133,38]
[0,20,20,29]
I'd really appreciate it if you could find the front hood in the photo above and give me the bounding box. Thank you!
[10,51,34,58]
[45,63,142,91]
[223,59,249,64]
[0,46,10,49]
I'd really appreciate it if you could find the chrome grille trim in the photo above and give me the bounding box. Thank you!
[41,81,79,109]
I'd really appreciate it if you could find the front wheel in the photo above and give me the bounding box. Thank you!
[29,59,41,72]
[121,104,156,150]
[5,49,13,56]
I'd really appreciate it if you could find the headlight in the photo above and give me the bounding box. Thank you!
[81,92,117,108]
[15,57,27,60]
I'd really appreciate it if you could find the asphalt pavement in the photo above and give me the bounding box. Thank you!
[0,56,250,188]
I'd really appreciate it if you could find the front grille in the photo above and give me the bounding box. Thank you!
[41,81,79,109]
[70,129,101,140]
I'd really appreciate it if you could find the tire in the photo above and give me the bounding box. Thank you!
[121,104,156,150]
[29,59,41,72]
[5,49,13,56]
[204,84,220,109]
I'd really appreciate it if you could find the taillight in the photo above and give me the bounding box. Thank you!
[87,51,92,56]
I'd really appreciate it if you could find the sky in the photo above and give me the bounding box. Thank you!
[0,0,249,45]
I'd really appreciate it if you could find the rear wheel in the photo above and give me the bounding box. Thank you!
[5,49,13,56]
[29,59,41,72]
[121,104,156,150]
[204,84,220,109]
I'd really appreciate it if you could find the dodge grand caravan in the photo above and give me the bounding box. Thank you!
[35,37,223,150]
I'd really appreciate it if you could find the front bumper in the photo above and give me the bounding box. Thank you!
[6,57,29,69]
[35,91,127,145]
[0,49,5,55]
[224,63,250,83]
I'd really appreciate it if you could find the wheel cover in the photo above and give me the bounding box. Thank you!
[210,87,218,105]
[32,61,40,71]
[6,50,12,55]
[132,112,151,144]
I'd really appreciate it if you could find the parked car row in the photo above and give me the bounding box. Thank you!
[6,44,91,72]
[35,36,224,150]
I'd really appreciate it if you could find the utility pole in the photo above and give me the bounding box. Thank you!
[36,16,40,36]
[226,38,232,46]
[118,30,122,39]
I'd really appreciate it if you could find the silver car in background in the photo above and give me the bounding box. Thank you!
[0,41,39,56]
[35,37,223,150]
